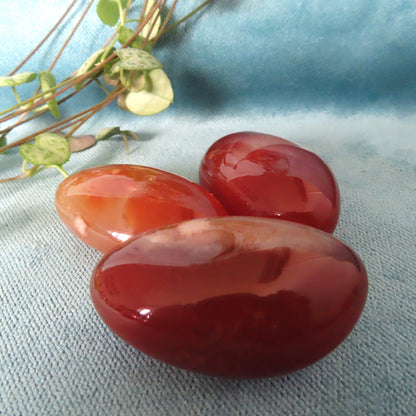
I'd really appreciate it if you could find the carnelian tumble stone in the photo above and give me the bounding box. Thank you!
[91,217,368,378]
[199,131,340,233]
[55,164,227,253]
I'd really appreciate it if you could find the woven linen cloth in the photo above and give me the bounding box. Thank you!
[1,1,415,415]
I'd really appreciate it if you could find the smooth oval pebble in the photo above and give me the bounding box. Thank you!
[199,131,340,233]
[55,164,227,253]
[91,217,368,378]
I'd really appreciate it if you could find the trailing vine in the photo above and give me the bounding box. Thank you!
[0,0,213,182]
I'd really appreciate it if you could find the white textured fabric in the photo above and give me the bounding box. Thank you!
[1,112,415,415]
[1,0,415,414]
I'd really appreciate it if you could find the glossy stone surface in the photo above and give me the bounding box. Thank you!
[91,217,367,378]
[55,164,227,253]
[199,131,340,233]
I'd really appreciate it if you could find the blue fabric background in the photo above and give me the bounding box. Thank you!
[0,1,415,415]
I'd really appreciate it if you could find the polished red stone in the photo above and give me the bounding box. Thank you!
[55,164,227,253]
[91,217,367,378]
[199,131,340,233]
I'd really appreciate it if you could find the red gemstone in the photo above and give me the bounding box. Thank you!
[55,164,227,253]
[91,217,367,378]
[199,131,340,233]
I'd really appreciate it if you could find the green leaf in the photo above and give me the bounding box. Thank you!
[130,72,146,92]
[74,48,108,89]
[118,26,152,52]
[105,62,126,80]
[20,133,70,166]
[125,68,173,116]
[95,127,140,154]
[97,0,129,26]
[115,48,162,71]
[78,49,105,74]
[38,71,60,119]
[115,68,145,90]
[0,72,37,87]
[96,127,121,141]
[118,25,132,45]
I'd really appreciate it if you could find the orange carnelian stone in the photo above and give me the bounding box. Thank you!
[55,164,227,252]
[199,132,340,233]
[91,217,368,378]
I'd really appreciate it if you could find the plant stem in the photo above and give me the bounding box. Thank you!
[60,88,123,138]
[0,0,215,157]
[133,0,163,49]
[152,0,178,44]
[7,0,92,149]
[101,37,118,62]
[65,106,99,137]
[0,171,32,184]
[116,0,126,26]
[11,87,22,104]
[121,131,130,154]
[160,0,213,36]
[0,80,93,136]
[0,73,87,119]
[138,0,150,28]
[0,86,127,153]
[75,87,125,131]
[142,0,167,50]
[48,0,95,72]
[0,162,39,184]
[8,0,78,76]
[0,0,162,123]
[20,0,94,120]
[53,165,70,178]
[94,78,111,95]
[0,57,110,122]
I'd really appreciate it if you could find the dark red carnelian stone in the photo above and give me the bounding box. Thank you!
[91,217,367,378]
[199,132,340,233]
[55,164,227,253]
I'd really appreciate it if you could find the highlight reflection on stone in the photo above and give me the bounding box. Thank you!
[91,217,367,378]
[55,164,227,253]
[199,131,340,233]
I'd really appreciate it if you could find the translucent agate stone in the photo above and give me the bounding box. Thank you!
[55,164,227,252]
[199,132,340,233]
[91,217,367,378]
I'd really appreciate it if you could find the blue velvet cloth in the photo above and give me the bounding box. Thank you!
[1,1,415,415]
